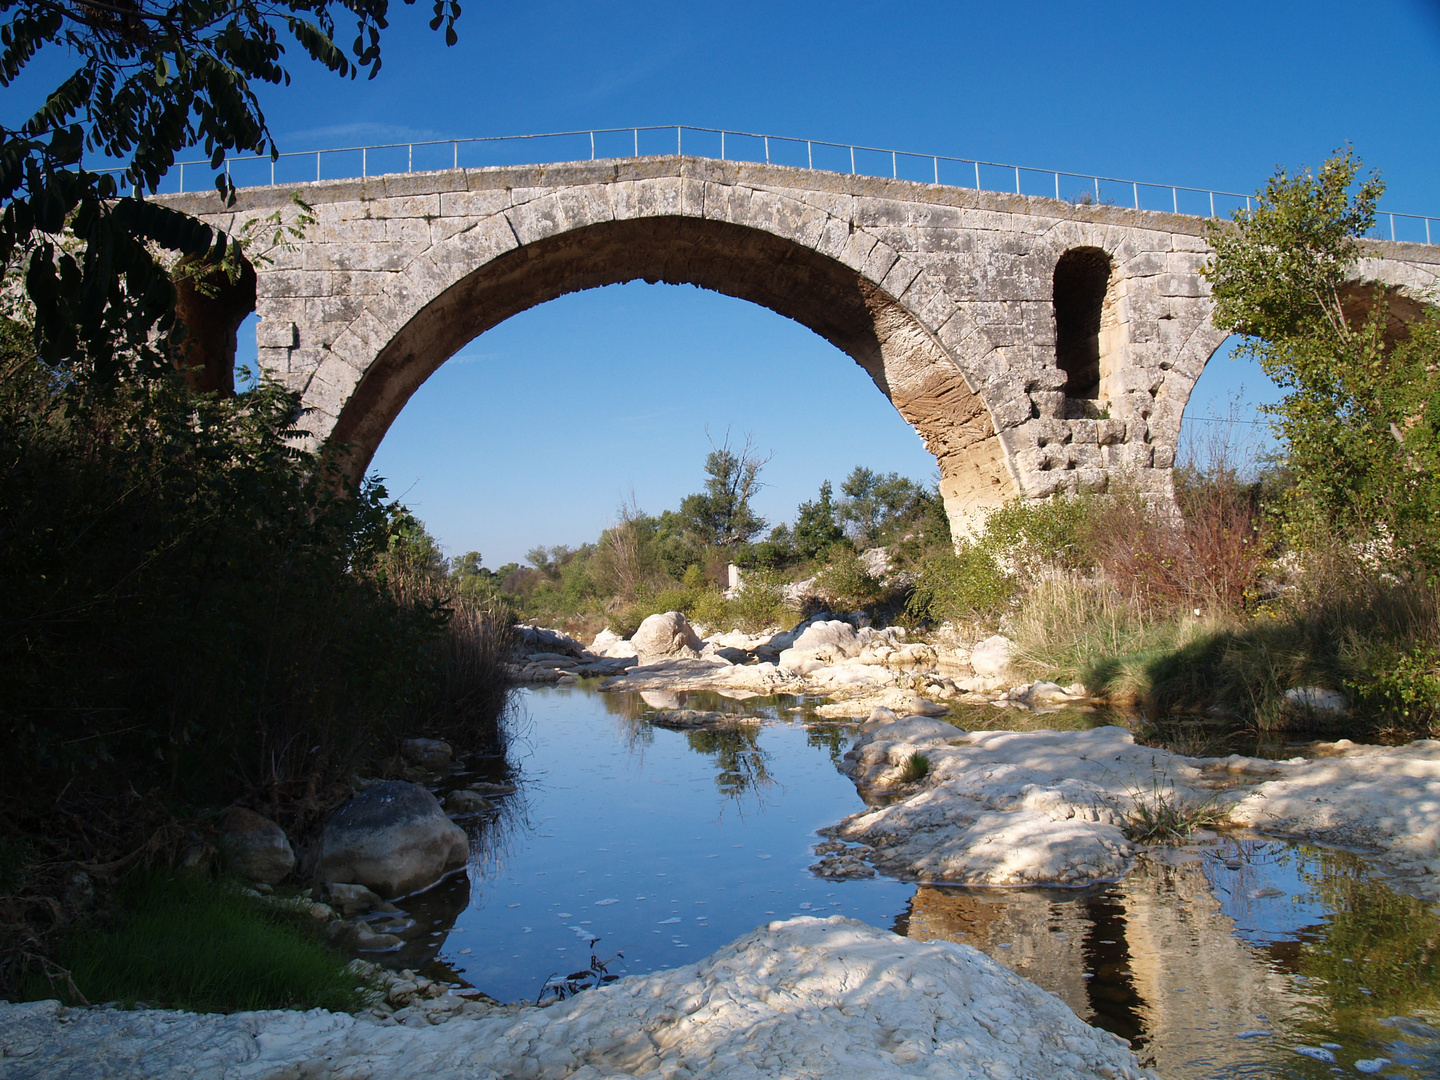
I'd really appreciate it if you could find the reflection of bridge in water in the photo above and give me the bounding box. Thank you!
[898,841,1440,1077]
[162,132,1439,534]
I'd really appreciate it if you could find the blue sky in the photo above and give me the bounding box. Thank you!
[15,0,1440,565]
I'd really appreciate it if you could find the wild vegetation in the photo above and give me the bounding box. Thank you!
[0,0,501,1007]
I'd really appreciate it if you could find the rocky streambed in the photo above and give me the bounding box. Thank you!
[10,613,1440,1080]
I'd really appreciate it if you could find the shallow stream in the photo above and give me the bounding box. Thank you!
[393,684,1440,1079]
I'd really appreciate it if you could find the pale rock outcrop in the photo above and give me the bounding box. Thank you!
[821,723,1211,886]
[588,629,638,659]
[320,781,468,899]
[969,634,1014,678]
[631,611,703,664]
[1228,738,1440,894]
[0,917,1155,1080]
[601,658,801,695]
[778,618,864,670]
[1283,686,1348,716]
[514,624,587,658]
[811,689,951,719]
[217,806,294,885]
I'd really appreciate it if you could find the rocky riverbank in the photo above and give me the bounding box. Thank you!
[512,613,1440,901]
[819,714,1440,901]
[0,917,1154,1080]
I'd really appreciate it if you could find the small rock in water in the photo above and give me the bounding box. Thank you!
[443,789,494,815]
[595,898,619,906]
[1355,1059,1391,1074]
[1235,1030,1271,1039]
[1293,1046,1337,1063]
[1249,887,1286,899]
[1382,1016,1440,1038]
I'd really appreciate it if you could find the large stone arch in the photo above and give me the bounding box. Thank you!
[319,212,1021,538]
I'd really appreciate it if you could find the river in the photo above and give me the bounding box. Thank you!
[389,683,1440,1080]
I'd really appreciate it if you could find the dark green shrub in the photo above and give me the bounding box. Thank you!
[906,545,1015,625]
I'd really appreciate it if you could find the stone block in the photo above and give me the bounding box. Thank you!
[255,320,297,349]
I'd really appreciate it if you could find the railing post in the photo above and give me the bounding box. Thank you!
[179,162,184,193]
[1054,172,1060,200]
[453,141,458,169]
[408,143,413,172]
[934,157,939,185]
[1014,165,1020,194]
[808,141,813,169]
[317,152,321,181]
[1094,176,1099,203]
[633,128,638,157]
[1428,217,1433,245]
[974,160,980,190]
[850,146,855,174]
[1132,181,1138,209]
[764,135,770,164]
[891,150,896,178]
[1391,213,1396,241]
[1172,187,1177,213]
[1209,190,1215,218]
[720,131,725,161]
[677,126,682,155]
[362,147,366,178]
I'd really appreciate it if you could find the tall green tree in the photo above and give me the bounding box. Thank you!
[1204,149,1440,567]
[1,0,460,386]
[792,479,844,558]
[678,431,771,548]
[836,466,924,547]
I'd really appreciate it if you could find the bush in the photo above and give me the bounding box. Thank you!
[812,545,885,612]
[0,345,467,801]
[906,545,1015,625]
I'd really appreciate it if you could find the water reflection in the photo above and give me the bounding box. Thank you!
[368,685,1440,1080]
[897,844,1440,1078]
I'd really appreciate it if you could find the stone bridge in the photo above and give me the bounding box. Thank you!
[168,156,1440,536]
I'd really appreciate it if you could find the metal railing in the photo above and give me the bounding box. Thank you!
[116,124,1437,245]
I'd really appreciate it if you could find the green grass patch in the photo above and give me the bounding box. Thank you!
[22,871,369,1013]
[897,752,930,783]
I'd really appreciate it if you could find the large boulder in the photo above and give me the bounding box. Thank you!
[632,611,703,665]
[513,624,586,658]
[217,807,294,885]
[320,781,468,899]
[969,634,1014,678]
[778,619,864,671]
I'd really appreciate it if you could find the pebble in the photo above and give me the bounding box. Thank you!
[1293,1045,1338,1063]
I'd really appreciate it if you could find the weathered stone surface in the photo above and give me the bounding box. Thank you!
[164,159,1433,540]
[514,624,586,657]
[969,634,1014,677]
[630,610,704,664]
[0,917,1155,1079]
[216,806,294,885]
[320,781,468,898]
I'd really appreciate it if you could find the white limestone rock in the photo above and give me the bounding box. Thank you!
[631,610,704,664]
[969,634,1014,678]
[0,917,1155,1080]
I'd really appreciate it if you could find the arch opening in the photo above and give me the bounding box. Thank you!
[327,215,1020,540]
[1052,247,1118,406]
